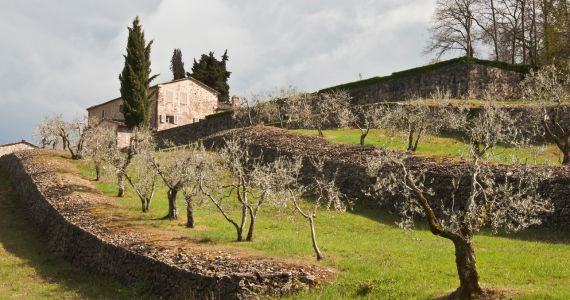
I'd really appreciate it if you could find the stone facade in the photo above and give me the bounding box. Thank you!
[338,61,526,105]
[87,77,226,131]
[0,140,37,157]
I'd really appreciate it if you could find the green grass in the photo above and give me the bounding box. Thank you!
[291,128,563,165]
[72,157,570,300]
[0,169,151,299]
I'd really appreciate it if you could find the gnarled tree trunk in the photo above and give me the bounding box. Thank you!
[185,194,194,228]
[167,189,179,220]
[117,172,125,197]
[451,239,482,299]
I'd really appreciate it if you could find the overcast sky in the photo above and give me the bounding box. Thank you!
[0,0,438,144]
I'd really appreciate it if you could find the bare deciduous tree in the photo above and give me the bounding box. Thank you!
[427,0,479,58]
[521,64,570,164]
[368,102,553,299]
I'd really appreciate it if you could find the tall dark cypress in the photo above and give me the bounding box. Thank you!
[170,48,186,80]
[119,16,157,129]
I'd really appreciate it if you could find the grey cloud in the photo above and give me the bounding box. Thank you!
[0,0,436,144]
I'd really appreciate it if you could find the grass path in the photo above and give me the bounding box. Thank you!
[73,157,570,299]
[0,170,149,299]
[292,128,563,165]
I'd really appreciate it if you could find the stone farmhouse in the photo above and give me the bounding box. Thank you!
[87,77,239,147]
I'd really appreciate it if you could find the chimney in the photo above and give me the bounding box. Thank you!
[231,95,240,108]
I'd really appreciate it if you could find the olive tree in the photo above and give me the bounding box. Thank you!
[106,126,153,197]
[83,119,116,181]
[198,138,283,241]
[367,103,553,299]
[153,143,206,221]
[276,157,347,260]
[35,114,88,159]
[124,136,158,213]
[291,90,351,137]
[384,98,463,152]
[338,104,388,145]
[521,65,570,164]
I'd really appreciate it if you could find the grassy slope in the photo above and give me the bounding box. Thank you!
[292,128,562,165]
[0,170,150,299]
[73,158,570,300]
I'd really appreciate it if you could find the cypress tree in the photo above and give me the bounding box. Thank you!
[189,50,231,103]
[119,16,158,129]
[170,48,186,80]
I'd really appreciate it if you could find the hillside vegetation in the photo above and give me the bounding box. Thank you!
[72,151,570,299]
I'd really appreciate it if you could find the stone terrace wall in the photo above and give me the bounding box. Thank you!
[0,150,325,299]
[202,127,570,228]
[340,62,525,105]
[157,113,238,148]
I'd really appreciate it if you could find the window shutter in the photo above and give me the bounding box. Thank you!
[174,115,178,125]
[160,115,165,123]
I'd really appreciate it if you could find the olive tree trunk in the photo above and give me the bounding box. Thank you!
[167,188,179,220]
[451,239,483,299]
[185,194,194,228]
[309,216,323,260]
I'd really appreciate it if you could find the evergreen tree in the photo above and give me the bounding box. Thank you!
[119,16,158,129]
[188,50,231,103]
[170,48,186,80]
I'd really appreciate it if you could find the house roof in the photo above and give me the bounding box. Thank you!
[86,76,220,111]
[0,140,38,148]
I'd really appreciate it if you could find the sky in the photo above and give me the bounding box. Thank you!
[0,0,438,144]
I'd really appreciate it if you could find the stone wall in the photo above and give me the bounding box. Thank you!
[338,61,526,105]
[0,150,326,299]
[157,113,238,148]
[202,127,570,228]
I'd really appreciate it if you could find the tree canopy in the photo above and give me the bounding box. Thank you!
[189,50,231,103]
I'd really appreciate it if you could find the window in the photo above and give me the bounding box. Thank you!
[165,90,174,104]
[166,115,177,124]
[180,92,188,106]
[101,110,106,118]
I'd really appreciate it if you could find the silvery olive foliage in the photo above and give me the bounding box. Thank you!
[153,142,207,221]
[383,95,465,152]
[337,103,390,146]
[198,138,288,241]
[274,156,349,260]
[366,101,554,298]
[232,86,301,127]
[125,135,159,214]
[521,64,570,164]
[105,126,155,198]
[35,114,89,159]
[82,118,116,181]
[291,90,352,137]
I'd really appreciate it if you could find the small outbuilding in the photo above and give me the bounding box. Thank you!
[0,140,38,157]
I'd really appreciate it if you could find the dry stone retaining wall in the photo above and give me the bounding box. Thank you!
[0,150,325,299]
[202,127,570,229]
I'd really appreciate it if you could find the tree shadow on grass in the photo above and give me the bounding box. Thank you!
[349,203,570,244]
[0,171,152,299]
